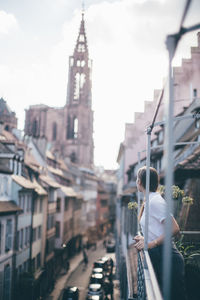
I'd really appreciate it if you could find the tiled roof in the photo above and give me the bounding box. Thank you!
[39,175,60,188]
[47,165,72,181]
[24,150,41,172]
[12,175,47,195]
[59,185,77,197]
[0,201,22,214]
[176,147,200,170]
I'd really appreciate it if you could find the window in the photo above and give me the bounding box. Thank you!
[52,122,57,141]
[74,73,80,100]
[34,199,37,213]
[5,219,12,252]
[20,229,24,249]
[100,200,107,207]
[36,253,41,269]
[32,258,36,273]
[32,228,36,242]
[56,197,61,212]
[81,60,85,67]
[47,214,54,230]
[32,119,38,137]
[195,118,200,129]
[73,118,78,139]
[78,44,85,52]
[38,226,41,239]
[70,152,76,163]
[3,176,8,196]
[64,197,69,210]
[25,227,28,246]
[3,265,11,300]
[80,73,85,88]
[79,34,85,42]
[46,237,54,255]
[0,222,2,254]
[55,222,60,238]
[28,226,31,244]
[49,190,54,203]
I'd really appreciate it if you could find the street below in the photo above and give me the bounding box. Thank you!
[59,243,115,300]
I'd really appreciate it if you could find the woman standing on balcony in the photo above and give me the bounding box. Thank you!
[134,166,187,300]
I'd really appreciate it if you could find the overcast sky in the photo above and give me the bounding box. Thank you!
[0,0,199,169]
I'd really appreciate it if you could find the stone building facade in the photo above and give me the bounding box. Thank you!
[24,12,94,168]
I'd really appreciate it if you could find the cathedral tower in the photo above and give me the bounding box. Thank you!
[24,11,94,168]
[65,11,94,167]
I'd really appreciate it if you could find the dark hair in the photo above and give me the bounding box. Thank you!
[137,166,159,192]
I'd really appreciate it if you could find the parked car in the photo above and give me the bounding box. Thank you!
[93,259,106,270]
[90,273,104,285]
[62,286,79,300]
[87,284,104,299]
[86,295,102,300]
[92,268,104,275]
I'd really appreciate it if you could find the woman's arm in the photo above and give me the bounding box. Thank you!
[134,217,180,250]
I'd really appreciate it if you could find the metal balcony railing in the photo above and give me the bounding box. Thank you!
[137,249,163,300]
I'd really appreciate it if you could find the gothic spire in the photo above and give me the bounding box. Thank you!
[74,10,88,56]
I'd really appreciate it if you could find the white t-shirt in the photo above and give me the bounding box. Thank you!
[140,192,167,243]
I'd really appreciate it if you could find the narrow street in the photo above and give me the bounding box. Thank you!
[59,242,116,300]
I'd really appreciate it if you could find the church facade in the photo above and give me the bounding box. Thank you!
[24,12,94,168]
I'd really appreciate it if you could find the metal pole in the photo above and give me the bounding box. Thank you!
[144,129,151,252]
[137,152,141,233]
[162,35,176,300]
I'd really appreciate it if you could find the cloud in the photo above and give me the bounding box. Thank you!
[0,11,18,35]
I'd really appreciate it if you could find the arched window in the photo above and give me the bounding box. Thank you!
[73,118,78,139]
[80,74,85,89]
[52,122,57,141]
[66,116,78,139]
[74,73,80,100]
[74,73,85,101]
[32,119,38,137]
[67,115,72,139]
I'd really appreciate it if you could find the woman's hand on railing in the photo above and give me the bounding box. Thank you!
[133,235,144,251]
